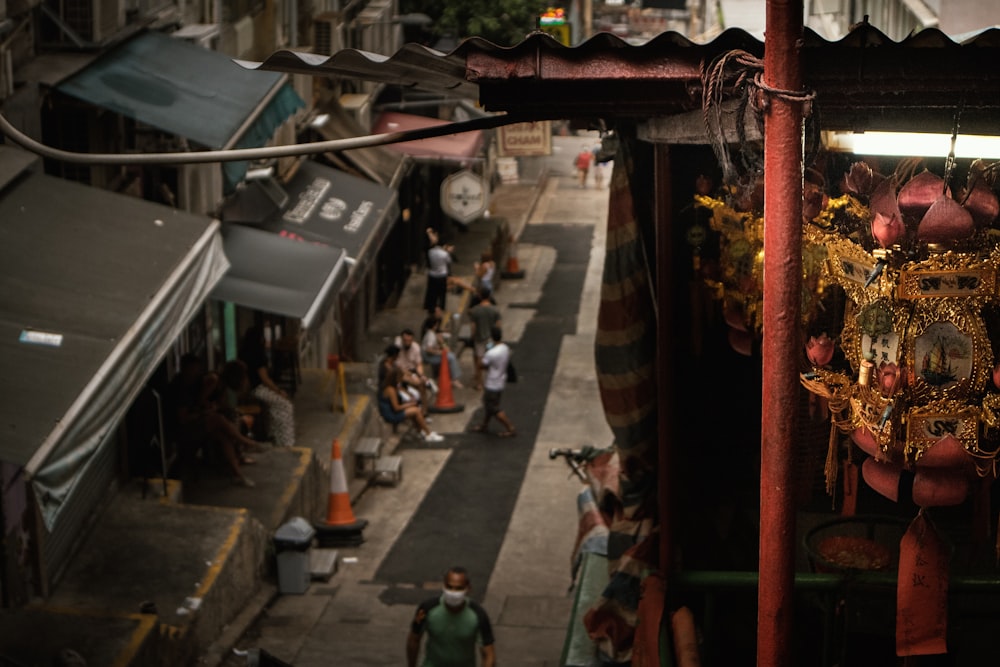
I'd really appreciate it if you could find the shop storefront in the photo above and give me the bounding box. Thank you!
[219,158,398,363]
[0,148,228,602]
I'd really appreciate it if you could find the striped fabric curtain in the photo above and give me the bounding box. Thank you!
[585,135,661,663]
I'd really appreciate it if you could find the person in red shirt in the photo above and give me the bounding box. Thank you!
[575,148,593,188]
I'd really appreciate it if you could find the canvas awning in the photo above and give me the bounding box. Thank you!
[224,159,399,302]
[211,224,349,330]
[370,111,485,163]
[0,148,229,528]
[55,29,303,187]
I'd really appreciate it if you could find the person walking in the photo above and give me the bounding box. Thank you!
[406,566,496,667]
[574,148,593,188]
[472,327,516,438]
[467,288,501,391]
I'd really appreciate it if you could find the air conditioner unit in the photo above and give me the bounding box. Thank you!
[171,24,221,50]
[313,12,344,56]
[47,0,125,43]
[233,15,254,57]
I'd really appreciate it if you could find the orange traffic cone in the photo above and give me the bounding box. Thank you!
[314,439,367,546]
[429,346,464,414]
[501,234,525,279]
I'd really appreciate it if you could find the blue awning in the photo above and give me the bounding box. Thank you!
[56,30,303,187]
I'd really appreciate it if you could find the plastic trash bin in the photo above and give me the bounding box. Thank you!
[274,517,315,594]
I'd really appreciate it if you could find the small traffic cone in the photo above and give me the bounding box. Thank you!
[314,439,367,547]
[501,234,525,279]
[429,347,464,414]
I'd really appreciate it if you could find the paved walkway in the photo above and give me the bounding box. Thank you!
[0,133,610,667]
[218,135,613,666]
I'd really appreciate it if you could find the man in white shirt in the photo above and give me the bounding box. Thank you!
[472,327,516,437]
[423,228,454,314]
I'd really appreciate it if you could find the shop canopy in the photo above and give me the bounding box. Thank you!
[56,29,303,187]
[370,111,485,163]
[0,147,228,528]
[222,159,399,303]
[211,224,349,330]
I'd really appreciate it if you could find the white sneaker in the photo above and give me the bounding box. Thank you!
[424,431,445,443]
[426,378,439,394]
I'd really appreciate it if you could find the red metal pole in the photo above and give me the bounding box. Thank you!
[654,143,674,575]
[759,2,804,667]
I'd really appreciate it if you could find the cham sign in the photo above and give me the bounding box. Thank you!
[498,121,552,157]
[441,169,489,224]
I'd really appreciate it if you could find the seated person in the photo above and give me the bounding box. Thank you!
[392,329,436,402]
[379,344,421,406]
[201,372,259,487]
[239,326,296,447]
[420,314,461,388]
[378,366,443,443]
[164,353,210,476]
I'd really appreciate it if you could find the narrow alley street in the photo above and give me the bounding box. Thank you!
[219,134,613,666]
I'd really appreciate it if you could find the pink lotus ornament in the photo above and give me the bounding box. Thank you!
[805,333,835,367]
[962,178,999,228]
[871,211,905,248]
[841,161,884,197]
[877,362,903,396]
[898,170,950,228]
[917,194,975,243]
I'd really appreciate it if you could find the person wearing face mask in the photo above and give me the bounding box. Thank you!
[406,566,496,667]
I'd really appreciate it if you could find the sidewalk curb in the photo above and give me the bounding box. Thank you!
[199,583,277,666]
[509,169,550,242]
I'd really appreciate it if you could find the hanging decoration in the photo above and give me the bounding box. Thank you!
[799,158,1000,509]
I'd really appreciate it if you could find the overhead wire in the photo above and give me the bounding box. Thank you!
[0,109,542,166]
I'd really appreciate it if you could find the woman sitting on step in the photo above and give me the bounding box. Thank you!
[379,366,444,443]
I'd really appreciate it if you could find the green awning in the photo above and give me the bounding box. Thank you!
[56,30,303,187]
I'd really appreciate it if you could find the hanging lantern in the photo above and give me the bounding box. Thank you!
[802,162,1000,508]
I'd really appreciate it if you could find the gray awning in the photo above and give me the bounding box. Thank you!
[0,149,229,528]
[225,159,399,301]
[211,224,349,330]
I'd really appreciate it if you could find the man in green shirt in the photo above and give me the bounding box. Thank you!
[467,289,501,391]
[406,567,496,667]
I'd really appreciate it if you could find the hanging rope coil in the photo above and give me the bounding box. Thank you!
[702,49,816,189]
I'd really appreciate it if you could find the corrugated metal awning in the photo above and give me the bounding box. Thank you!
[242,25,1000,135]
